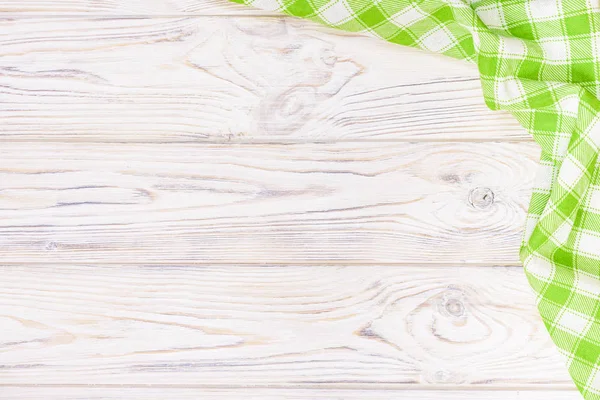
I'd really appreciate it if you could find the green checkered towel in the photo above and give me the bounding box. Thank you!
[230,0,600,396]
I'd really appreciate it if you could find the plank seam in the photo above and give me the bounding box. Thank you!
[0,384,579,391]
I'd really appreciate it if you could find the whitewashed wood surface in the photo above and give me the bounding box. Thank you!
[1,17,525,142]
[0,141,537,264]
[0,1,577,399]
[0,388,582,400]
[0,265,569,386]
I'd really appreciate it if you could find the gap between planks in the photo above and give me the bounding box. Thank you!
[0,261,524,267]
[0,137,535,144]
[0,384,581,390]
[3,13,283,18]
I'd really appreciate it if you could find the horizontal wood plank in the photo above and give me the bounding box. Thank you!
[0,388,581,399]
[0,264,573,387]
[0,17,526,142]
[0,141,537,264]
[0,0,274,16]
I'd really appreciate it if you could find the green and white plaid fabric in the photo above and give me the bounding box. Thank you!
[230,0,600,397]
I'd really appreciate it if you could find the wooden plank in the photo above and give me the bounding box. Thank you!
[0,387,581,399]
[0,141,537,264]
[0,17,526,142]
[0,264,573,387]
[0,0,274,16]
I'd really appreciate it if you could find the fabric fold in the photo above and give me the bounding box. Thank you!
[229,0,600,397]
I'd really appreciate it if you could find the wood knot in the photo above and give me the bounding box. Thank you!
[45,241,59,251]
[424,369,464,384]
[433,369,452,383]
[444,298,464,317]
[468,187,494,209]
[440,173,460,184]
[438,288,466,318]
[280,90,307,117]
[320,48,337,66]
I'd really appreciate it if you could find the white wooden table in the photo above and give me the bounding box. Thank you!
[0,1,581,398]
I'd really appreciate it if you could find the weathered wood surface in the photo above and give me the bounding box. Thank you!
[0,388,581,399]
[0,141,537,265]
[0,0,272,15]
[0,17,525,142]
[0,5,572,397]
[0,265,571,386]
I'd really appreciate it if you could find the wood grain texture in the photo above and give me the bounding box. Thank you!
[0,388,581,399]
[0,6,563,398]
[0,0,273,16]
[0,265,573,387]
[0,17,525,142]
[0,141,537,264]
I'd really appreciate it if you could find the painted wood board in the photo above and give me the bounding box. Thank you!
[0,0,273,16]
[0,264,572,387]
[0,17,525,142]
[0,141,537,264]
[0,388,581,399]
